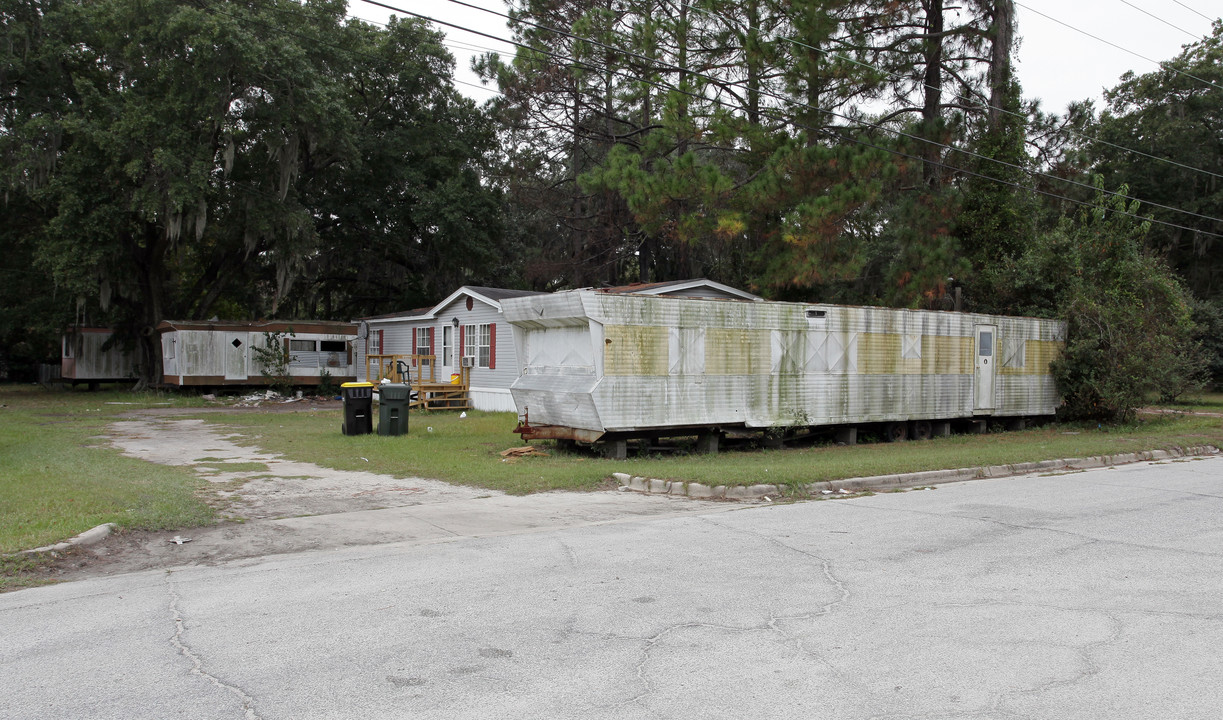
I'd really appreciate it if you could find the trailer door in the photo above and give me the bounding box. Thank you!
[224,333,248,381]
[973,325,997,414]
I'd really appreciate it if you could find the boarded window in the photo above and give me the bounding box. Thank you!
[320,340,345,352]
[1002,337,1026,368]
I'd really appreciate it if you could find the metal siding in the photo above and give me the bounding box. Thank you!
[508,291,1065,436]
[603,325,668,376]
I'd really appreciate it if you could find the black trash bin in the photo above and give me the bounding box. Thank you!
[378,383,411,436]
[341,382,374,435]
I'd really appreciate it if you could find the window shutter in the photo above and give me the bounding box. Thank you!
[489,323,496,369]
[459,325,465,358]
[430,327,436,359]
[378,329,384,355]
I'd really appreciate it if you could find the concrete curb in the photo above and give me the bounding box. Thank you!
[20,523,117,557]
[614,445,1221,501]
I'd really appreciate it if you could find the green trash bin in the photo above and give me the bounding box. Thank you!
[341,382,374,436]
[378,383,411,436]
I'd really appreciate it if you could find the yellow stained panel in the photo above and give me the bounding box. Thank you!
[1000,340,1064,375]
[705,328,770,375]
[603,325,668,376]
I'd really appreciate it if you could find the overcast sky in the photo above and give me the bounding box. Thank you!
[348,0,1219,114]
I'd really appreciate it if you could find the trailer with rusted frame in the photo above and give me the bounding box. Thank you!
[503,291,1065,458]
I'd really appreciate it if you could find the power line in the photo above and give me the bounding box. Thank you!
[202,0,504,99]
[1171,0,1216,23]
[678,0,1223,183]
[357,0,1223,239]
[417,0,1223,233]
[1117,0,1205,41]
[1015,1,1223,92]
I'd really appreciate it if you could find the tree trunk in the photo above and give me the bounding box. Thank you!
[988,0,1015,132]
[920,0,945,187]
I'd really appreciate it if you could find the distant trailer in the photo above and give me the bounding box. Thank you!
[61,328,136,387]
[157,320,358,388]
[502,291,1066,456]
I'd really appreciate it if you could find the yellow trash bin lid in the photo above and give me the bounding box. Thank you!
[341,382,375,388]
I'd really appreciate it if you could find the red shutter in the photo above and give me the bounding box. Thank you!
[489,323,496,369]
[430,327,436,360]
[378,329,384,355]
[459,325,465,360]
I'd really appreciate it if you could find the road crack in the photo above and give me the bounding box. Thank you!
[166,572,262,720]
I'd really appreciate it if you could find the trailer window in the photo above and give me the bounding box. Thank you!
[978,331,993,356]
[320,340,346,352]
[290,340,316,352]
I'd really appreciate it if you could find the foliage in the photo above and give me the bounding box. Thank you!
[250,330,295,394]
[318,369,339,397]
[1,0,505,385]
[1092,21,1223,303]
[480,0,1015,299]
[1016,180,1205,422]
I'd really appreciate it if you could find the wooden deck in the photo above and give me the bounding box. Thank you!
[366,354,471,411]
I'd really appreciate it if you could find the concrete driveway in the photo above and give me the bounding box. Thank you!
[3,455,1221,719]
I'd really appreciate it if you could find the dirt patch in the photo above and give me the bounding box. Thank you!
[19,408,726,586]
[108,417,488,520]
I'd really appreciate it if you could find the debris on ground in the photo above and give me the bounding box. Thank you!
[168,536,192,545]
[500,446,550,458]
[234,390,281,407]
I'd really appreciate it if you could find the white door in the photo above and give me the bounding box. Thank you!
[224,333,248,380]
[441,325,454,382]
[973,325,997,414]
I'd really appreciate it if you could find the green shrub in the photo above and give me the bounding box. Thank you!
[1014,180,1204,422]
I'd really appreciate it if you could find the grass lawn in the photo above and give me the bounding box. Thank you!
[4,384,1222,586]
[1154,391,1223,414]
[0,385,216,563]
[215,405,1223,496]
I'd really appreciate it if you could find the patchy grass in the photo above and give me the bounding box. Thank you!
[214,407,1223,495]
[1153,392,1223,414]
[0,385,217,557]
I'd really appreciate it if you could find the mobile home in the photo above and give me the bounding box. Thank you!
[157,320,358,387]
[61,328,136,387]
[503,291,1066,455]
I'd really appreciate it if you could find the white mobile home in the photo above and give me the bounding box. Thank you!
[61,328,136,386]
[157,320,358,387]
[503,291,1066,454]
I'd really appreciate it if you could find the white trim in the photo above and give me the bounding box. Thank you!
[468,387,517,413]
[362,286,504,325]
[620,280,762,302]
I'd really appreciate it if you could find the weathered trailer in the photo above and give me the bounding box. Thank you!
[502,291,1065,456]
[61,328,137,387]
[157,320,358,388]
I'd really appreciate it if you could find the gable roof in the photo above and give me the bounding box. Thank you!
[359,286,548,324]
[596,278,761,301]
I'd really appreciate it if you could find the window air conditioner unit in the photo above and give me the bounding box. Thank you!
[461,356,475,367]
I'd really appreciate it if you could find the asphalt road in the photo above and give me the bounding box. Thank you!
[3,456,1221,719]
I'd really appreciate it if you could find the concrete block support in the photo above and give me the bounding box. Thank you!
[605,439,628,460]
[835,427,858,445]
[933,421,952,438]
[695,432,720,455]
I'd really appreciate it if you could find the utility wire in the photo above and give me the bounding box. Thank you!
[211,0,504,98]
[679,0,1223,182]
[358,0,1223,239]
[1117,0,1204,41]
[414,0,1223,232]
[1171,0,1215,23]
[1016,1,1223,92]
